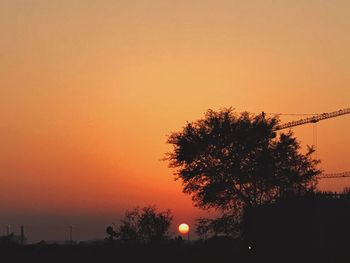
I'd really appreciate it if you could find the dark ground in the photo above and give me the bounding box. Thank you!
[1,241,349,263]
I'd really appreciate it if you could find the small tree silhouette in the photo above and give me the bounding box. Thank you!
[106,225,119,242]
[107,206,173,244]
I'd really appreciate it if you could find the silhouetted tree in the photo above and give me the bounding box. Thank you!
[105,226,119,242]
[110,206,173,244]
[196,213,240,240]
[166,108,321,236]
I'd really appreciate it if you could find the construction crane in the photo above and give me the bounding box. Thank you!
[274,108,350,131]
[318,171,350,179]
[272,108,350,179]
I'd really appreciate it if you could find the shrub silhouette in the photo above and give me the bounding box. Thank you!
[107,206,173,244]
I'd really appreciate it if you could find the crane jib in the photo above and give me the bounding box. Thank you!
[274,108,350,131]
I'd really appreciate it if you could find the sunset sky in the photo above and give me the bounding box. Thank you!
[1,0,350,242]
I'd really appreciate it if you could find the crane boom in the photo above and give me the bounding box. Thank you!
[270,108,350,181]
[274,108,350,131]
[318,171,350,179]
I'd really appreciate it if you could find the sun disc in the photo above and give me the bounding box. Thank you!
[178,223,189,234]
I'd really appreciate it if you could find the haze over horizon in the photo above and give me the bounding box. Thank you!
[1,0,349,242]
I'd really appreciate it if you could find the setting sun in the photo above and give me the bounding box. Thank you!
[178,223,190,235]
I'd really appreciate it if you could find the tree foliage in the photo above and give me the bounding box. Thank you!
[107,206,173,244]
[166,108,321,213]
[196,213,240,240]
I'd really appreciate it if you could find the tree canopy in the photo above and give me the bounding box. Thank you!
[106,206,173,244]
[166,108,321,213]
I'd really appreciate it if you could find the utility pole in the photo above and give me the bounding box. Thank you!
[69,226,73,244]
[20,226,25,245]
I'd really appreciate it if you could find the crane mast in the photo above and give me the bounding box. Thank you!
[274,108,350,131]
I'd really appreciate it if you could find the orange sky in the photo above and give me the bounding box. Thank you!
[1,0,350,242]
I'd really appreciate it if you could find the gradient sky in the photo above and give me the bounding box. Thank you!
[1,0,350,242]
